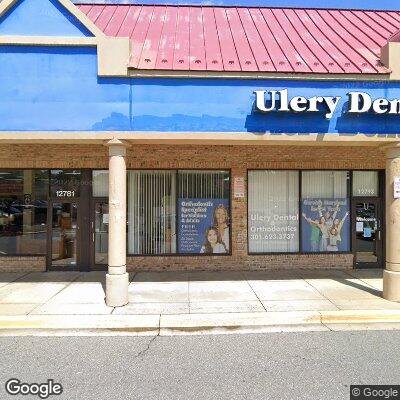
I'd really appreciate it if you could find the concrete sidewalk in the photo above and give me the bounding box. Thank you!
[0,269,400,335]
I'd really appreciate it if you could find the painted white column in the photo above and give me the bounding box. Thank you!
[105,139,129,307]
[383,145,400,302]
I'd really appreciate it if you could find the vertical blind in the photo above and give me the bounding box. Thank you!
[128,171,176,255]
[178,170,229,199]
[248,170,299,253]
[302,171,348,198]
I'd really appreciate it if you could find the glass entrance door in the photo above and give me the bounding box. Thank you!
[353,200,382,268]
[50,202,78,267]
[91,201,108,267]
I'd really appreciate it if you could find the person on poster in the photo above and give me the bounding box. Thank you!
[213,205,230,251]
[301,213,321,252]
[318,202,339,229]
[327,212,350,251]
[302,214,329,251]
[200,227,227,254]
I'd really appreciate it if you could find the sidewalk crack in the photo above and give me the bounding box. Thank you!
[318,311,333,332]
[133,332,159,360]
[305,279,340,310]
[132,315,160,360]
[244,273,268,313]
[27,273,82,315]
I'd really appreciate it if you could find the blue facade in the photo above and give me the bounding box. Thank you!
[0,46,400,133]
[0,0,93,37]
[0,0,399,134]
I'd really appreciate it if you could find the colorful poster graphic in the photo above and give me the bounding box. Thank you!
[178,198,230,254]
[301,198,350,252]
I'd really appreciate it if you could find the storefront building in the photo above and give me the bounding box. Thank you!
[1,0,400,305]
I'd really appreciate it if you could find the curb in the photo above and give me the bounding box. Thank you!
[0,310,400,336]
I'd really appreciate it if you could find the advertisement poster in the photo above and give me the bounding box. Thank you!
[178,198,230,254]
[248,209,299,252]
[301,198,350,252]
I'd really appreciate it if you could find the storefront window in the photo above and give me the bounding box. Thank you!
[92,170,109,197]
[128,170,177,255]
[127,170,231,255]
[178,170,230,254]
[50,170,81,199]
[0,170,48,255]
[352,171,379,197]
[248,171,299,253]
[301,171,350,253]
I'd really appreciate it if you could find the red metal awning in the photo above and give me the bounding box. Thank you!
[78,4,400,74]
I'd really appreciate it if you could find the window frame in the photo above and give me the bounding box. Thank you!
[247,169,382,256]
[247,169,300,254]
[0,168,50,257]
[126,168,232,257]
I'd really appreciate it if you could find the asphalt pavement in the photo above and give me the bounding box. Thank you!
[0,330,399,400]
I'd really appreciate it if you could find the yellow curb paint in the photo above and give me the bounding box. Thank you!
[321,314,400,323]
[0,320,43,328]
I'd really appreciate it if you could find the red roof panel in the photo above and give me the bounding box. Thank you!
[236,8,275,72]
[154,6,178,70]
[77,4,400,74]
[137,6,166,69]
[202,7,224,71]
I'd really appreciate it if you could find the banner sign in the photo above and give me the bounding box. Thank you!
[301,198,350,252]
[254,89,400,119]
[178,198,230,254]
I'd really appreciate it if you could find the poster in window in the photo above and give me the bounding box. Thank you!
[301,198,350,252]
[178,198,230,254]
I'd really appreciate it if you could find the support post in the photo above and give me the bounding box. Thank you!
[105,139,129,307]
[383,145,400,302]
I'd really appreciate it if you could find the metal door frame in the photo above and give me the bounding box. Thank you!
[46,199,81,271]
[352,197,383,269]
[89,197,108,271]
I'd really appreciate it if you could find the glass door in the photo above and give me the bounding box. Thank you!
[353,199,383,268]
[91,200,108,267]
[50,202,78,268]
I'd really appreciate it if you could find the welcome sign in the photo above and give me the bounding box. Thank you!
[254,89,400,119]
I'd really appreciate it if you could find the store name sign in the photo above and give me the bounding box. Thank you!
[254,89,400,119]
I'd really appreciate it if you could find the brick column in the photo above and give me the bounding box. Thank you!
[383,145,400,302]
[105,139,129,307]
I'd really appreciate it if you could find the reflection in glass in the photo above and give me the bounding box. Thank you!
[93,170,109,197]
[353,171,379,197]
[248,170,299,253]
[95,202,108,265]
[51,203,77,266]
[355,202,378,264]
[50,170,81,198]
[301,171,350,253]
[0,170,48,255]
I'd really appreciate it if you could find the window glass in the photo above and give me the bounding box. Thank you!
[0,170,48,255]
[178,170,230,254]
[352,171,379,197]
[128,170,176,255]
[301,171,350,252]
[248,171,299,253]
[50,170,81,199]
[92,170,109,197]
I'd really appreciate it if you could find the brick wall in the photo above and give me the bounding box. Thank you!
[0,257,46,272]
[0,143,386,272]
